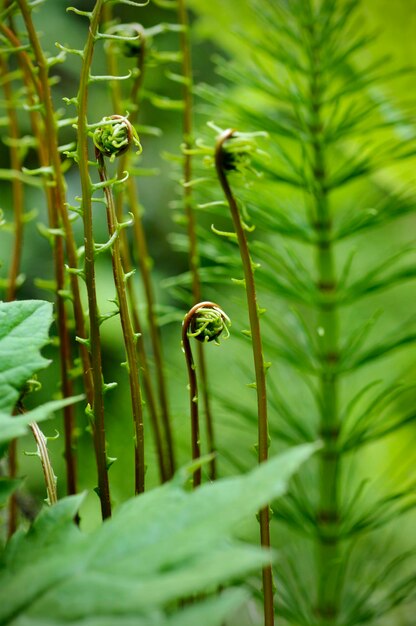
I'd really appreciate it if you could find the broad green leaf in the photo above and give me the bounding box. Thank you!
[0,396,84,445]
[0,300,53,414]
[0,443,318,625]
[9,589,247,626]
[3,494,85,572]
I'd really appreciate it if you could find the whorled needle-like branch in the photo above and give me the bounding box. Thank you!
[182,301,230,488]
[215,129,274,626]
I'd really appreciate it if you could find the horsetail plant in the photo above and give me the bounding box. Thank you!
[182,301,230,487]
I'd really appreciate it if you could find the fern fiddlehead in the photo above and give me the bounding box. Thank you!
[101,8,175,480]
[74,0,111,519]
[176,0,218,482]
[182,301,230,487]
[215,129,275,626]
[94,114,146,495]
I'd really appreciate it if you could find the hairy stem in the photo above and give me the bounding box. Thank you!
[29,423,58,506]
[97,153,146,495]
[215,130,274,626]
[76,0,111,519]
[177,0,216,480]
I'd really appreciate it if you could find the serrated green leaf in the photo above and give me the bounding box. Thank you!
[0,301,53,414]
[0,443,318,624]
[9,589,247,626]
[0,396,84,446]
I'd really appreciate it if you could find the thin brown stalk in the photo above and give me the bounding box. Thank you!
[1,20,78,497]
[122,239,167,483]
[101,10,168,482]
[182,303,204,488]
[182,301,228,488]
[122,49,177,480]
[75,0,111,519]
[15,1,93,406]
[177,0,216,480]
[126,177,176,478]
[1,51,24,538]
[215,130,274,626]
[1,55,24,302]
[97,152,145,495]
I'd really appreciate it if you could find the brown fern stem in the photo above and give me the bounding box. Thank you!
[2,15,78,497]
[97,152,146,495]
[75,0,111,519]
[215,130,274,626]
[177,0,216,480]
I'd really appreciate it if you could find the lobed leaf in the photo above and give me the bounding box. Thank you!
[0,300,53,414]
[0,443,318,624]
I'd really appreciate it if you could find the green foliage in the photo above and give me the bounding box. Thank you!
[0,300,83,447]
[0,443,318,625]
[0,301,52,414]
[0,398,83,447]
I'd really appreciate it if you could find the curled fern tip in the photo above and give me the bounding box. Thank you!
[93,115,142,161]
[187,303,231,344]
